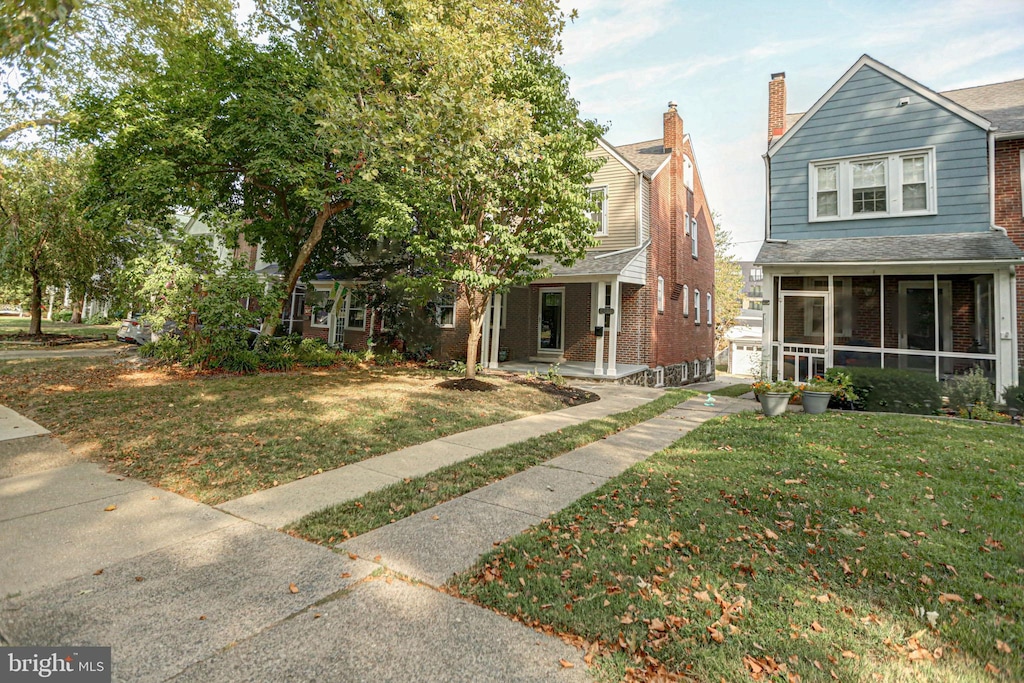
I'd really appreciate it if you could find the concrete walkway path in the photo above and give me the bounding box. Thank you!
[340,395,749,586]
[0,345,126,360]
[1,389,752,682]
[217,382,664,529]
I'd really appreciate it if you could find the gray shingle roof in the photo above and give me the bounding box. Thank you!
[536,245,645,277]
[785,112,804,130]
[942,79,1024,136]
[614,139,671,177]
[754,231,1023,266]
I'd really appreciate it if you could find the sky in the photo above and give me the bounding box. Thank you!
[556,0,1024,259]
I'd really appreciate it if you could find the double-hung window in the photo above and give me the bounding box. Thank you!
[588,187,608,236]
[691,218,698,259]
[694,288,701,325]
[433,287,456,328]
[344,291,366,330]
[657,276,665,313]
[682,285,689,317]
[810,148,935,221]
[706,292,712,326]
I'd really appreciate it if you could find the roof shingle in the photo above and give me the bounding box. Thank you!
[614,138,671,177]
[942,78,1024,136]
[754,231,1023,266]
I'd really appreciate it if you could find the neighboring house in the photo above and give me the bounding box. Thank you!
[738,261,766,310]
[756,56,1024,394]
[302,103,718,386]
[725,307,764,376]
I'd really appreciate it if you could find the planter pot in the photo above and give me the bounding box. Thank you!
[801,390,832,415]
[759,392,792,417]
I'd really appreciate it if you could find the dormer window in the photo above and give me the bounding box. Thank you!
[588,187,608,236]
[809,148,935,222]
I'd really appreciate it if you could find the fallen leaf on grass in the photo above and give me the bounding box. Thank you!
[103,504,117,512]
[289,583,299,594]
[996,640,1012,654]
[811,621,824,632]
[559,659,574,669]
[937,593,963,604]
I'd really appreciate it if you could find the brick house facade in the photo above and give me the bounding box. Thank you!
[298,105,718,386]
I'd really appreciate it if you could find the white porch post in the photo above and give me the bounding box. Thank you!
[46,288,54,320]
[480,294,492,368]
[762,272,774,381]
[593,281,605,375]
[607,279,620,376]
[488,292,502,369]
[994,266,1017,395]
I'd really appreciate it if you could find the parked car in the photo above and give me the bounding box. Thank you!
[116,319,152,344]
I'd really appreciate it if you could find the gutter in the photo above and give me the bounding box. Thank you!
[760,258,1024,267]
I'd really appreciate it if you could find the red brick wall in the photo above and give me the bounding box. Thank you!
[994,139,1023,369]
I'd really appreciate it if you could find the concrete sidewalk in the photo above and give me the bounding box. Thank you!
[1,389,753,682]
[217,382,664,529]
[0,345,126,360]
[341,395,750,586]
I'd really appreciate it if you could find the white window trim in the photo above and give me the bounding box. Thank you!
[691,218,698,259]
[682,285,689,317]
[434,287,457,329]
[808,147,937,222]
[589,186,609,236]
[537,286,566,354]
[694,288,701,325]
[684,212,690,236]
[706,292,712,326]
[309,287,334,329]
[1020,150,1024,219]
[657,276,665,313]
[343,291,367,331]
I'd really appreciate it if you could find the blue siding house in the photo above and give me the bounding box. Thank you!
[756,55,1023,394]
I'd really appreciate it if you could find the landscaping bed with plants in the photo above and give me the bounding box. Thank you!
[0,356,576,504]
[0,318,118,347]
[452,411,1023,682]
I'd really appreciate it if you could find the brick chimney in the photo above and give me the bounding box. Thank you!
[768,72,787,144]
[663,101,683,153]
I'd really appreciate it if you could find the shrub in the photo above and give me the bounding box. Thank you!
[217,349,260,374]
[252,334,300,356]
[945,366,995,411]
[373,349,404,367]
[338,350,364,366]
[844,367,942,415]
[138,341,158,358]
[152,336,189,363]
[260,352,295,371]
[54,310,73,322]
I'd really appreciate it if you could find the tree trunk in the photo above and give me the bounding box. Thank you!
[260,199,353,337]
[29,270,43,336]
[463,289,490,379]
[70,297,83,324]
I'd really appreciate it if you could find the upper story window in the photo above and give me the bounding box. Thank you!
[682,285,689,317]
[694,288,701,324]
[657,276,665,313]
[810,148,935,222]
[749,267,763,282]
[588,187,608,236]
[683,155,694,190]
[684,212,690,236]
[706,293,712,326]
[691,218,699,259]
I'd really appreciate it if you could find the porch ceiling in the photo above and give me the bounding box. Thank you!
[755,231,1024,267]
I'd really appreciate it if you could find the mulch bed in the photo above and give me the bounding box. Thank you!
[437,375,599,407]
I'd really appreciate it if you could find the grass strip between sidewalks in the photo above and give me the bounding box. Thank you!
[289,389,697,544]
[709,383,753,398]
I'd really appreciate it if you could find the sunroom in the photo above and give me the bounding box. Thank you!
[756,232,1022,394]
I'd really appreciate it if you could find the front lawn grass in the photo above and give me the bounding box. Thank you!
[710,383,753,398]
[0,358,572,504]
[453,412,1023,682]
[291,389,695,543]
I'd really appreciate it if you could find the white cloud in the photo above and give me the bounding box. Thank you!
[559,0,678,66]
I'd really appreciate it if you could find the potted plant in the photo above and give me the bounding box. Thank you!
[756,380,797,416]
[800,369,858,414]
[800,378,834,414]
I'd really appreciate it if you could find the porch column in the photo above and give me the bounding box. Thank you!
[46,288,54,321]
[607,279,620,376]
[593,281,605,375]
[995,266,1017,395]
[488,292,502,369]
[480,294,492,368]
[761,272,774,380]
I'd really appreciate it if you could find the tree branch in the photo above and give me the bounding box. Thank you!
[0,118,63,142]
